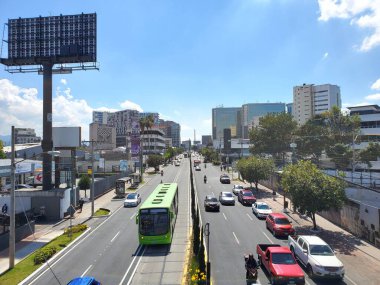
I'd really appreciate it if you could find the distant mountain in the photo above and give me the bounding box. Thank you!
[0,135,11,146]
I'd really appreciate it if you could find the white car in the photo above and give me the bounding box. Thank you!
[124,193,141,207]
[219,191,235,205]
[232,185,244,195]
[252,202,272,218]
[288,235,345,280]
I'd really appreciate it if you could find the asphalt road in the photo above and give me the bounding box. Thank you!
[24,159,190,285]
[194,161,365,285]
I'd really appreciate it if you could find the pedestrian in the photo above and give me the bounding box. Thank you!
[2,203,7,214]
[79,198,84,213]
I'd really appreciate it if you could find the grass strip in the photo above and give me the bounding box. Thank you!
[94,208,110,216]
[0,225,87,285]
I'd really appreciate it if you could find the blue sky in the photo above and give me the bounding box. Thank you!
[1,0,380,142]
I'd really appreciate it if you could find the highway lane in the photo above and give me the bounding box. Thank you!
[25,162,185,285]
[195,162,359,285]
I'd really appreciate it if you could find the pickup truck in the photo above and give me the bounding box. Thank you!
[288,235,344,280]
[257,244,305,285]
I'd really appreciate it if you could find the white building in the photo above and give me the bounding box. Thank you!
[293,84,341,125]
[348,105,380,150]
[92,111,110,125]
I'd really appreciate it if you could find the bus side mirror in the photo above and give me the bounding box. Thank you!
[136,215,139,224]
[170,212,174,219]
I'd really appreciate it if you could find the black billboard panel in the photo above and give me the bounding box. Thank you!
[5,13,96,66]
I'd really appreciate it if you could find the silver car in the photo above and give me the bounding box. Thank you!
[232,184,244,195]
[124,193,141,207]
[219,191,235,205]
[252,202,272,218]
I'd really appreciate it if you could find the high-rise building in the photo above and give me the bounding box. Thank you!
[107,109,140,148]
[14,128,41,144]
[241,103,286,139]
[212,107,240,140]
[92,111,110,125]
[157,120,181,148]
[293,84,341,125]
[286,103,293,115]
[202,135,212,146]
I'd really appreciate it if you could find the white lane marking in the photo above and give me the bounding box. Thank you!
[81,265,93,277]
[130,212,136,220]
[111,231,120,243]
[118,245,144,285]
[246,213,253,221]
[262,232,274,244]
[232,232,240,245]
[126,245,147,285]
[222,213,227,220]
[345,275,359,285]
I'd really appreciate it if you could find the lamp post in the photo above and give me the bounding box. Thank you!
[82,140,97,216]
[204,222,210,285]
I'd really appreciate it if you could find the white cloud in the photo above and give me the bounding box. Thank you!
[318,0,380,51]
[0,79,93,139]
[365,93,380,100]
[323,52,329,59]
[60,79,67,85]
[94,106,119,113]
[371,78,380,90]
[120,100,143,112]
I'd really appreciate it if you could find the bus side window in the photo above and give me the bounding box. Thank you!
[136,214,139,224]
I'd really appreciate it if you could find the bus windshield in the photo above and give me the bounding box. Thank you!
[139,208,169,236]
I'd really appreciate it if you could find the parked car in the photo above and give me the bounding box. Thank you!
[204,195,220,212]
[252,201,272,218]
[195,165,201,171]
[266,213,295,237]
[15,184,33,189]
[288,235,345,280]
[175,160,180,166]
[124,192,141,207]
[232,184,244,195]
[219,191,235,205]
[238,189,256,206]
[220,174,231,184]
[257,244,305,285]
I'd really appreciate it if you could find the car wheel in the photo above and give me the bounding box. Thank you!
[270,273,276,285]
[307,264,314,278]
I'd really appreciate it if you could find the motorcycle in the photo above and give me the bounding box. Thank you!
[244,254,259,282]
[161,170,164,176]
[204,176,207,183]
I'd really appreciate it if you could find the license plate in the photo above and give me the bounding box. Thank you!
[288,281,295,284]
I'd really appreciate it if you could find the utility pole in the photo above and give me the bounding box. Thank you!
[82,140,97,216]
[9,126,15,269]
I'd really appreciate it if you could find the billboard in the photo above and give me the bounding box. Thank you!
[5,13,96,66]
[53,127,81,148]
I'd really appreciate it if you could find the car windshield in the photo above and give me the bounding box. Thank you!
[310,245,334,256]
[207,197,218,202]
[272,253,296,264]
[243,192,253,197]
[223,193,233,197]
[274,218,290,225]
[235,185,243,189]
[127,193,137,199]
[258,204,269,209]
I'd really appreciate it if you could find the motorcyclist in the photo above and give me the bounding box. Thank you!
[204,175,207,183]
[204,163,207,168]
[245,253,258,279]
[161,170,164,176]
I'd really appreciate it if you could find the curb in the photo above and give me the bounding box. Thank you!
[18,227,92,285]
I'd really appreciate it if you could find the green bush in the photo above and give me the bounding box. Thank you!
[33,246,57,265]
[64,224,87,235]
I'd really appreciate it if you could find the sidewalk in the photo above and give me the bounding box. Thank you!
[0,186,123,275]
[235,176,380,262]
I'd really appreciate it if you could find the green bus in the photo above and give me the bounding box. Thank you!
[136,183,179,245]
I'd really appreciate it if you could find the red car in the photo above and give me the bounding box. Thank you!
[238,189,256,206]
[266,213,295,237]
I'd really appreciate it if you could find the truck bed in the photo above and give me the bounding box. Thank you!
[256,243,281,254]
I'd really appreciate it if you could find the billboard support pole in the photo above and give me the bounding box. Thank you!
[42,63,53,191]
[9,126,15,269]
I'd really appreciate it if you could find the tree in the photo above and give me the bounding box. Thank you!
[200,147,219,163]
[78,174,91,197]
[237,156,275,190]
[326,143,352,170]
[146,154,163,171]
[281,160,346,230]
[0,140,6,159]
[359,142,380,168]
[294,117,329,163]
[249,113,297,165]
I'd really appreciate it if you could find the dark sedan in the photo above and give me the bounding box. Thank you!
[204,195,220,212]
